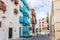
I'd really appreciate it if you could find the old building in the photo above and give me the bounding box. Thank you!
[30,8,36,35]
[19,0,31,37]
[37,17,49,35]
[49,0,60,40]
[0,0,31,40]
[0,0,20,40]
[38,19,41,32]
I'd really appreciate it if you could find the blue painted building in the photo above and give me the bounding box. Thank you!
[19,0,30,37]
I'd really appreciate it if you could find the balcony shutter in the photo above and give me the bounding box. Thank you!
[20,0,30,10]
[19,16,23,24]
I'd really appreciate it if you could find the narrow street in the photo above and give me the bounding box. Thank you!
[1,0,59,40]
[25,35,51,40]
[11,35,51,40]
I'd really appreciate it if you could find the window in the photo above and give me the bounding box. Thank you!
[0,21,2,27]
[42,18,44,20]
[14,8,18,14]
[14,0,19,6]
[2,16,6,18]
[11,0,13,1]
[0,1,6,13]
[3,4,6,13]
[42,21,44,23]
[31,16,36,24]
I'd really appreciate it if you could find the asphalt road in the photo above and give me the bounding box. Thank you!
[24,35,51,40]
[11,35,51,40]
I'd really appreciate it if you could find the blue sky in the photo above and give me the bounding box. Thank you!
[27,0,51,28]
[27,0,51,19]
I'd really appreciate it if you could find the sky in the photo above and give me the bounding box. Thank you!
[27,0,51,19]
[27,0,51,28]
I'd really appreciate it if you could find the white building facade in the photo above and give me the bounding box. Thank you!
[0,0,31,40]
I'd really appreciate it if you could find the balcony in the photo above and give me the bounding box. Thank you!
[20,0,30,10]
[19,16,30,26]
[19,6,29,18]
[21,27,30,37]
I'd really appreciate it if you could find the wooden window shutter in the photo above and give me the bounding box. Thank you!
[2,4,6,13]
[14,0,19,6]
[0,1,4,10]
[32,12,35,16]
[0,21,2,27]
[14,8,18,14]
[31,16,36,24]
[2,16,6,18]
[31,18,32,23]
[0,1,6,13]
[11,0,13,1]
[31,9,35,16]
[0,2,2,10]
[0,1,4,4]
[32,16,35,24]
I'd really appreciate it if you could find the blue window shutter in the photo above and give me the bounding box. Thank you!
[20,0,30,10]
[19,16,23,24]
[22,27,29,36]
[19,6,29,18]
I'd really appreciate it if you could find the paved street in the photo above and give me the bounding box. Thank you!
[11,35,51,40]
[24,35,51,40]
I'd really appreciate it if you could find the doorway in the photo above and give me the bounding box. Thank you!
[9,28,13,39]
[19,27,21,37]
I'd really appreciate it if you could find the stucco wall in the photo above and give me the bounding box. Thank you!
[0,0,21,40]
[52,0,60,40]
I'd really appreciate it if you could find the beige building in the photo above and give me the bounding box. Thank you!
[49,0,60,40]
[37,18,49,33]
